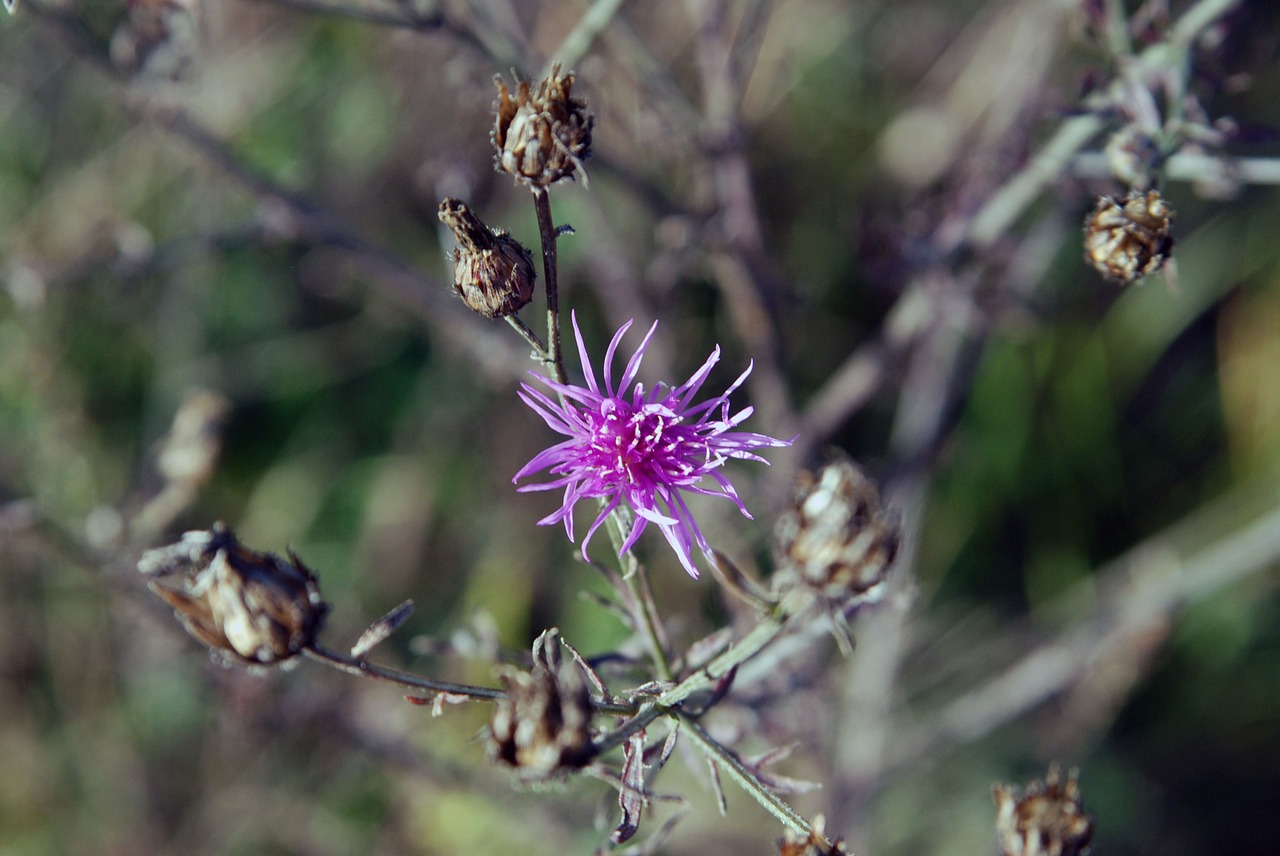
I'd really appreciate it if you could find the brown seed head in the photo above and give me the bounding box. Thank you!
[776,816,849,856]
[773,457,900,606]
[492,63,594,187]
[438,198,536,318]
[1084,189,1174,285]
[139,523,328,666]
[489,629,594,776]
[993,765,1094,856]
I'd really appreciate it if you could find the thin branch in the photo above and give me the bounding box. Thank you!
[533,187,568,384]
[305,643,507,701]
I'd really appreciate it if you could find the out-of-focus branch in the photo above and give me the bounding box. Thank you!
[689,0,797,437]
[794,0,1245,455]
[152,110,534,382]
[889,477,1280,771]
[239,0,502,64]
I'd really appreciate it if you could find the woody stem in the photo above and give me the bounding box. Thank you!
[533,187,568,384]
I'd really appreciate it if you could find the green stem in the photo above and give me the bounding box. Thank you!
[504,313,550,363]
[532,187,567,384]
[306,643,506,701]
[657,611,786,708]
[306,643,639,716]
[680,715,823,842]
[603,507,674,681]
[592,701,668,756]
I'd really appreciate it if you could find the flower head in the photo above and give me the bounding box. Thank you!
[514,313,792,578]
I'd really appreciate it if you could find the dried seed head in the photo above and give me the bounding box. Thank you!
[993,765,1093,856]
[1084,189,1174,285]
[1103,126,1161,190]
[489,629,594,776]
[773,457,900,606]
[139,524,328,666]
[776,816,849,856]
[438,198,537,318]
[492,63,594,188]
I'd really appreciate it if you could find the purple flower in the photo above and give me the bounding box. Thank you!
[514,313,793,578]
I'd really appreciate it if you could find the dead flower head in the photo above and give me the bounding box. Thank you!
[776,816,849,856]
[1084,189,1174,285]
[993,765,1094,856]
[493,63,594,188]
[438,197,537,318]
[138,523,328,666]
[489,629,594,776]
[773,456,900,607]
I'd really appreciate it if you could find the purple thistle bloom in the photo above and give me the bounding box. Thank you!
[513,312,793,578]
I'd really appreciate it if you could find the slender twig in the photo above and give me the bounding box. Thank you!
[657,611,786,708]
[545,0,627,73]
[532,188,568,384]
[305,643,507,701]
[505,314,550,362]
[602,508,675,682]
[592,702,668,756]
[680,715,822,841]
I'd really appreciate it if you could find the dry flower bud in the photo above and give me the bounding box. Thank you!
[773,457,900,606]
[438,198,536,318]
[489,629,594,776]
[993,765,1093,856]
[492,63,594,187]
[776,816,849,855]
[139,523,328,666]
[1084,189,1174,285]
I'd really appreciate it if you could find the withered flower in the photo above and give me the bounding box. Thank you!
[776,816,849,856]
[492,63,594,187]
[139,523,328,666]
[772,456,900,606]
[993,765,1094,856]
[438,198,537,318]
[1084,189,1174,285]
[489,629,594,776]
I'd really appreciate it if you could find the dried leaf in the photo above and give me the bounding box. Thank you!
[611,730,648,844]
[560,636,611,700]
[707,756,727,816]
[431,691,471,717]
[708,549,775,611]
[351,599,414,659]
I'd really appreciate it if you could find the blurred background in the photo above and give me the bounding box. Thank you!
[2,0,1279,853]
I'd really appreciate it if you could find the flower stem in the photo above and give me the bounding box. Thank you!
[532,187,567,384]
[602,507,674,681]
[305,643,506,701]
[504,313,550,363]
[305,643,638,716]
[592,701,668,756]
[657,611,786,708]
[680,715,824,842]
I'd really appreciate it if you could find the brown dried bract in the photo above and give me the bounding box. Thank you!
[438,198,536,318]
[776,816,849,856]
[772,456,900,606]
[492,63,594,187]
[1084,189,1174,285]
[488,629,594,776]
[993,765,1094,856]
[139,523,328,666]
